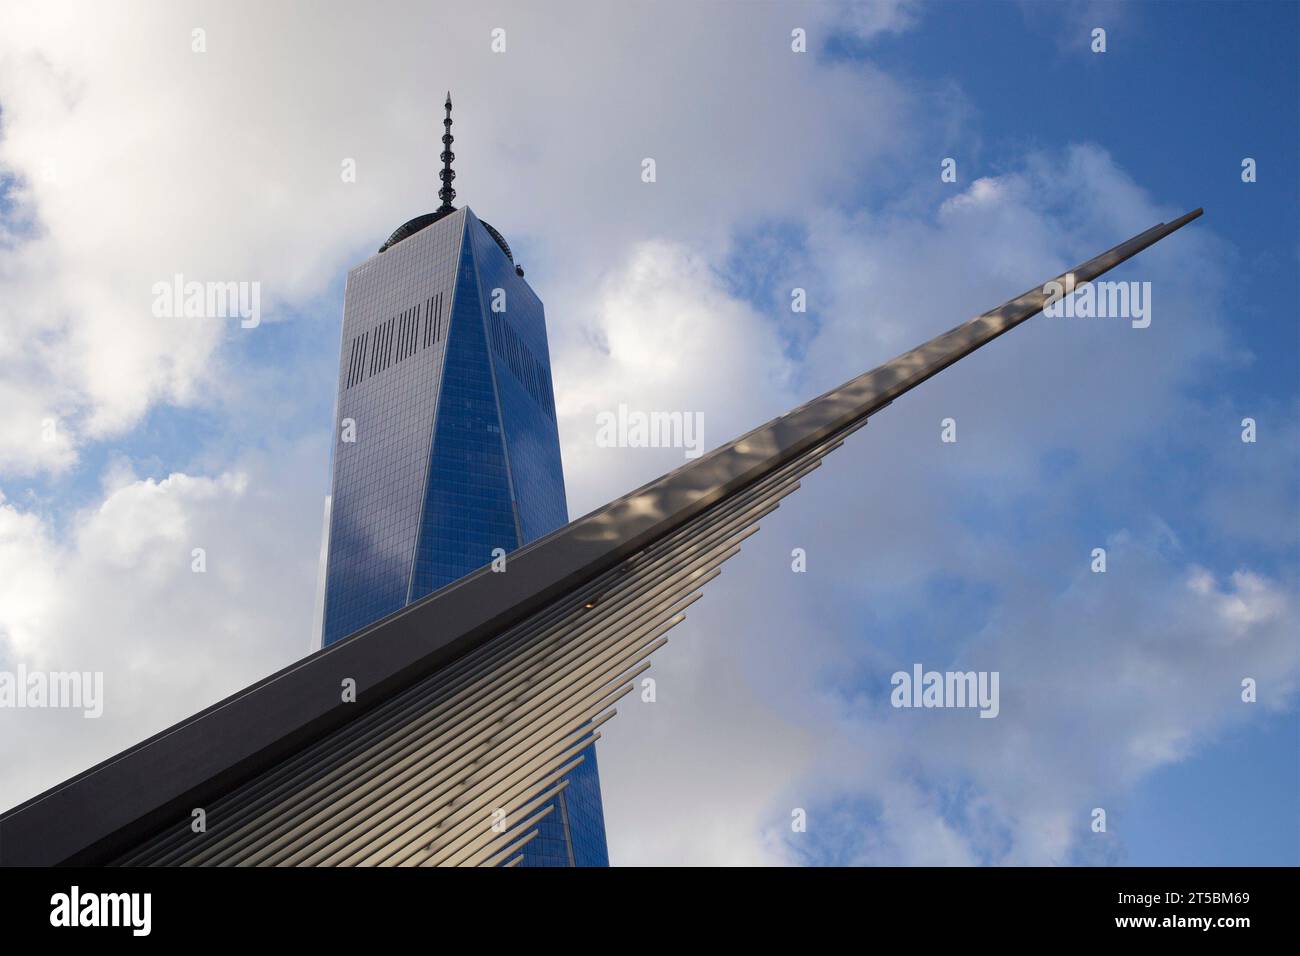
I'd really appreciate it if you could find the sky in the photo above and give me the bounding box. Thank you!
[0,0,1296,866]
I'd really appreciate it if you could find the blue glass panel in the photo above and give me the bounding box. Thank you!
[467,211,569,542]
[517,794,574,867]
[565,744,611,867]
[409,230,519,598]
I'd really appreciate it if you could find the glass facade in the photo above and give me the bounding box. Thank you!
[322,207,608,867]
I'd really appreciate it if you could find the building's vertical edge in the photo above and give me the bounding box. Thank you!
[405,211,467,604]
[468,210,527,549]
[319,268,355,646]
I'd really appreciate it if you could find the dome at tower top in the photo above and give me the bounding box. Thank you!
[377,209,514,262]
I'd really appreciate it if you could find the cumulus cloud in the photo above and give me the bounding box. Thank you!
[0,444,326,811]
[556,239,799,516]
[801,542,1296,866]
[0,0,912,476]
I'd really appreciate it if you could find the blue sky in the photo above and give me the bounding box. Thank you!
[0,0,1295,865]
[834,1,1298,863]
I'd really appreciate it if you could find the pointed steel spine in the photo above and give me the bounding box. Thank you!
[437,92,456,212]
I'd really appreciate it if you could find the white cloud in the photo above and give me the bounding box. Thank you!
[0,444,326,810]
[940,175,1005,213]
[0,0,913,476]
[836,0,922,42]
[556,239,798,516]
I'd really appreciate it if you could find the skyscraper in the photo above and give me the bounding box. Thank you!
[320,95,608,866]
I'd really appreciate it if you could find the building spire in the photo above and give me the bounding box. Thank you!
[437,91,456,213]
